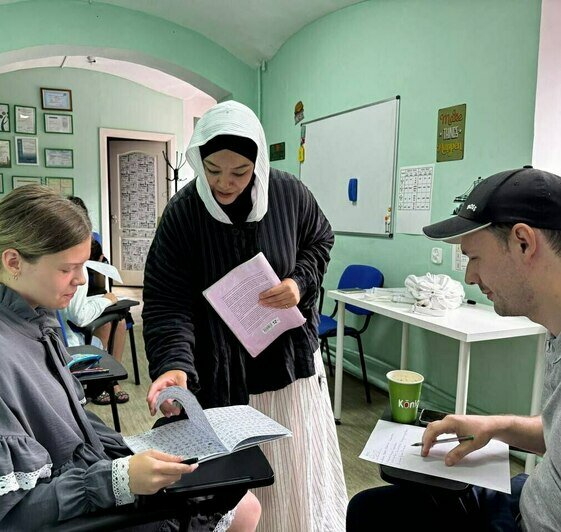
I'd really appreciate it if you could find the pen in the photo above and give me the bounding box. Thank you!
[411,435,475,447]
[181,457,199,465]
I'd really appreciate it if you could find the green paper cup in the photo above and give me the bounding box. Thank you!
[386,369,424,424]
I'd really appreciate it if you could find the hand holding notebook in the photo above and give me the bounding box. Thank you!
[124,386,292,463]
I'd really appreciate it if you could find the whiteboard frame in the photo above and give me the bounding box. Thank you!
[299,96,400,238]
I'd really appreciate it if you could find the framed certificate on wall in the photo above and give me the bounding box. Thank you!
[15,105,37,135]
[13,175,42,188]
[44,113,73,134]
[41,88,73,111]
[45,148,74,168]
[0,103,10,132]
[0,139,11,168]
[45,176,74,196]
[15,136,39,165]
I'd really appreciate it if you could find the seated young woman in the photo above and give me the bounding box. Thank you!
[0,185,260,531]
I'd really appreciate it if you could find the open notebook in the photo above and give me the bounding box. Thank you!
[124,386,292,463]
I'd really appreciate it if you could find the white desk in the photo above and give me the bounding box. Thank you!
[328,290,547,473]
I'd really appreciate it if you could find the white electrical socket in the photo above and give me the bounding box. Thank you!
[431,247,443,265]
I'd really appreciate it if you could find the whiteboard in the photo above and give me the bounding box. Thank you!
[299,97,399,236]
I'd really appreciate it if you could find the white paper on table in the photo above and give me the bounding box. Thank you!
[85,260,123,284]
[360,419,511,493]
[203,252,306,357]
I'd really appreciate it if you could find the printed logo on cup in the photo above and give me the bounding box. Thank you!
[398,399,419,409]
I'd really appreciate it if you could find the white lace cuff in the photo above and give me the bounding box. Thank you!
[0,463,52,496]
[111,456,135,506]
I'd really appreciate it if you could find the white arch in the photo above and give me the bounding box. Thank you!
[0,44,231,102]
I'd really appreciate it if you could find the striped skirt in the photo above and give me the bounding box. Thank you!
[249,349,348,532]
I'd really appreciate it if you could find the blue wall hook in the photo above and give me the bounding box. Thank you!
[348,177,358,203]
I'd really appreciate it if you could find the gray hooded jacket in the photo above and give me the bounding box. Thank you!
[0,285,129,530]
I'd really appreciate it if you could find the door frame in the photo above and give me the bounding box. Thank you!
[99,128,176,262]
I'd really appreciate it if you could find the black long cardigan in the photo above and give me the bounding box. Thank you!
[142,168,334,408]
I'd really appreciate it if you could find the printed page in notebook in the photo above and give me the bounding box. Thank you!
[360,419,511,493]
[123,387,291,463]
[202,252,306,357]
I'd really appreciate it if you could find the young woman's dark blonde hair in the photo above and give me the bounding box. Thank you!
[0,185,92,265]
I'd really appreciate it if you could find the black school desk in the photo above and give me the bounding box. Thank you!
[51,446,274,532]
[69,346,128,432]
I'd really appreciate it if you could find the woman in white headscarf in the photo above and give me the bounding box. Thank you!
[143,101,347,531]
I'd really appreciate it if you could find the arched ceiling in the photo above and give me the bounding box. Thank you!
[0,0,365,66]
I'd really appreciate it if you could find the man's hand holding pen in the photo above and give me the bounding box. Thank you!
[421,414,494,466]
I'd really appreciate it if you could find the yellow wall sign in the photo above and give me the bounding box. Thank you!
[436,104,466,162]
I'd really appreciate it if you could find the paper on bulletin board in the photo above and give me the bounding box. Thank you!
[453,244,468,272]
[396,164,434,235]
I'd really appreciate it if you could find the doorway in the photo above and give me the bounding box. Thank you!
[99,129,176,287]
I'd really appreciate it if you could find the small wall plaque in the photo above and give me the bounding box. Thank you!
[436,104,466,162]
[270,142,286,161]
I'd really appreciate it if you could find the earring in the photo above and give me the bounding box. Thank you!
[12,274,19,281]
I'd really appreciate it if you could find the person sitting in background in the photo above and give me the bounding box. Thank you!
[60,195,129,405]
[0,185,260,531]
[68,196,108,296]
[88,233,110,296]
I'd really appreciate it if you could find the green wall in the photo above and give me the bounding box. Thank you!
[0,0,256,108]
[0,0,258,231]
[0,0,545,415]
[261,0,542,415]
[0,67,184,232]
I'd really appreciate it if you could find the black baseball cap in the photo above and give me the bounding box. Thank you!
[423,167,561,243]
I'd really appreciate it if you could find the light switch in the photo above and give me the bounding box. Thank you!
[431,247,443,265]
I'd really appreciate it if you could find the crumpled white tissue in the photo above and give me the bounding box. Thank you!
[404,273,465,316]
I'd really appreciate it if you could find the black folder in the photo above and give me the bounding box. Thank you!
[165,445,274,496]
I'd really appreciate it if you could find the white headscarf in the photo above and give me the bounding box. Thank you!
[186,101,270,224]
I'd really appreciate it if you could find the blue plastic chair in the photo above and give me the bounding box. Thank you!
[318,265,384,404]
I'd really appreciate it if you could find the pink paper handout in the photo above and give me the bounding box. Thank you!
[203,253,306,357]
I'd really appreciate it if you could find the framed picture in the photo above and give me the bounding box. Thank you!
[45,176,74,196]
[0,173,3,194]
[41,88,73,111]
[45,148,74,168]
[15,136,39,166]
[12,176,42,189]
[0,139,11,168]
[14,105,37,134]
[0,103,10,132]
[44,113,73,134]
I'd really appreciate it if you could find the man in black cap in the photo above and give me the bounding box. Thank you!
[347,167,561,531]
